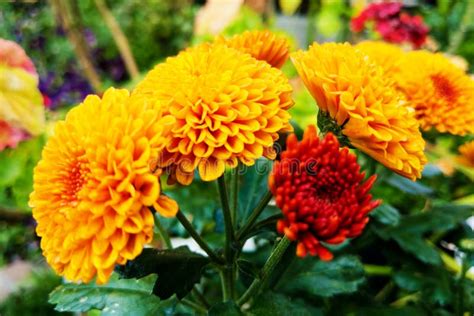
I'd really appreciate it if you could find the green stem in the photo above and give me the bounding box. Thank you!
[154,215,172,249]
[236,191,273,241]
[181,298,207,314]
[230,170,239,224]
[218,175,234,257]
[217,175,236,301]
[374,281,394,303]
[390,292,421,307]
[364,264,393,276]
[237,236,292,306]
[456,256,468,316]
[176,210,224,264]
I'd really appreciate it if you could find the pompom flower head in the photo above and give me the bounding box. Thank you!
[134,43,293,185]
[29,88,178,284]
[291,42,426,180]
[355,41,404,78]
[395,51,474,136]
[269,125,380,260]
[215,30,290,68]
[457,141,474,168]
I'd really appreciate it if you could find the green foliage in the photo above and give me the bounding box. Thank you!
[208,301,242,315]
[79,0,196,72]
[247,292,323,316]
[49,274,173,315]
[277,255,366,297]
[116,246,210,299]
[0,137,44,210]
[0,270,66,316]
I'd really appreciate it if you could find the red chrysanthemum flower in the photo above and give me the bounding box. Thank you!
[351,2,429,48]
[269,125,381,260]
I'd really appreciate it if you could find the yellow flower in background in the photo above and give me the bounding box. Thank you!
[134,43,293,185]
[0,66,45,136]
[457,141,474,168]
[355,41,404,78]
[395,51,474,136]
[215,30,290,68]
[291,42,426,180]
[29,88,178,284]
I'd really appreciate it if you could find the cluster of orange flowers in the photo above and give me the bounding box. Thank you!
[29,30,472,283]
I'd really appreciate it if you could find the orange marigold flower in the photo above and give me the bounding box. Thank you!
[215,30,290,68]
[457,141,474,168]
[269,126,380,260]
[355,41,404,78]
[291,42,426,180]
[395,50,474,135]
[134,43,293,185]
[29,88,178,284]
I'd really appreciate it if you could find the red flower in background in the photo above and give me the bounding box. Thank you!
[351,2,429,48]
[269,126,380,260]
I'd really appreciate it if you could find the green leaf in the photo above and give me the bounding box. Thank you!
[238,158,274,224]
[385,174,434,197]
[49,274,171,315]
[371,204,401,226]
[208,301,242,316]
[278,255,365,297]
[392,234,441,265]
[247,292,323,316]
[237,259,260,278]
[116,246,210,299]
[394,267,452,306]
[353,306,428,316]
[374,204,473,265]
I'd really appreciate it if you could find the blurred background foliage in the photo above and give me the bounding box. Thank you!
[0,0,473,315]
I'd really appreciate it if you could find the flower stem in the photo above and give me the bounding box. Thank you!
[236,191,273,241]
[364,264,393,276]
[237,236,292,306]
[176,210,224,264]
[218,175,235,255]
[154,214,172,249]
[230,170,239,224]
[217,175,236,301]
[182,298,207,314]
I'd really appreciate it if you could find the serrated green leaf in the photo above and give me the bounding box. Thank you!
[386,174,434,197]
[247,292,323,316]
[49,274,170,316]
[278,255,365,297]
[116,246,210,299]
[208,301,242,316]
[371,204,401,226]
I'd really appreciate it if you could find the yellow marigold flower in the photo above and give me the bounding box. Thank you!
[355,41,404,78]
[395,50,474,135]
[457,141,474,168]
[134,43,293,185]
[29,88,178,284]
[215,30,290,68]
[291,42,426,180]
